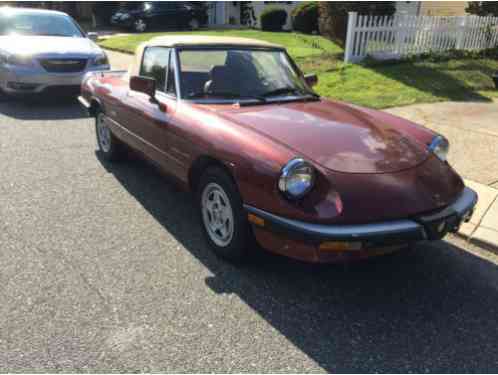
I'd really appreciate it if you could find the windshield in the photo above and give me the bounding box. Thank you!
[177,48,317,102]
[0,12,84,37]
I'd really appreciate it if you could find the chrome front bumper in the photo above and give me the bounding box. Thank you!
[244,187,478,247]
[0,64,110,95]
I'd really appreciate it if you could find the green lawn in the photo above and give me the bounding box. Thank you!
[99,30,498,109]
[99,30,341,59]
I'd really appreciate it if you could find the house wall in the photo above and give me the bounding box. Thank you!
[207,2,240,27]
[395,1,421,16]
[420,1,469,16]
[226,2,241,25]
[207,1,299,30]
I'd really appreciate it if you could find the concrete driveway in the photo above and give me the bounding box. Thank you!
[1,94,498,372]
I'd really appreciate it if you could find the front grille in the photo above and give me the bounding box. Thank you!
[39,58,88,73]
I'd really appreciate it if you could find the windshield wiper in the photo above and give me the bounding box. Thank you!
[187,91,266,102]
[262,87,301,97]
[262,86,320,101]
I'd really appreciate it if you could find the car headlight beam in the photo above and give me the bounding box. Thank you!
[428,135,449,162]
[0,53,33,67]
[278,158,315,199]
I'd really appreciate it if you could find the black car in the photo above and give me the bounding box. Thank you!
[110,2,206,32]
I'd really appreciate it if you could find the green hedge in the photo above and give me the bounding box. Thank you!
[260,7,288,32]
[291,2,318,34]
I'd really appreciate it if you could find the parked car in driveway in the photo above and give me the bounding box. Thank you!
[110,2,206,33]
[0,7,110,98]
[79,35,477,263]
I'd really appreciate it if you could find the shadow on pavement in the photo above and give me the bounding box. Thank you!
[0,95,86,121]
[97,152,498,373]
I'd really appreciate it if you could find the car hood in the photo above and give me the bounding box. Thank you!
[215,99,431,174]
[0,36,102,57]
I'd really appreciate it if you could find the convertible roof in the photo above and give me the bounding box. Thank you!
[145,35,284,49]
[128,35,284,76]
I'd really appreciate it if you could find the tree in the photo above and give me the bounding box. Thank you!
[318,2,396,46]
[466,2,498,16]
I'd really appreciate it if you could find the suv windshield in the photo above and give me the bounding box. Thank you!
[177,48,318,103]
[0,11,84,37]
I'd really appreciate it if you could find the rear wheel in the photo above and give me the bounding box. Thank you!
[95,112,124,161]
[197,166,253,263]
[133,18,147,33]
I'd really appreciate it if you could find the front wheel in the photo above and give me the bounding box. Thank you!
[197,167,253,263]
[95,112,124,161]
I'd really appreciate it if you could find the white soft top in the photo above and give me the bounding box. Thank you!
[129,35,284,76]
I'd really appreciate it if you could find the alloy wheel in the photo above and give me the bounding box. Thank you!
[201,182,234,247]
[96,113,111,153]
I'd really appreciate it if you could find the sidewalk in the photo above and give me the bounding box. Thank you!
[460,180,498,251]
[107,49,134,71]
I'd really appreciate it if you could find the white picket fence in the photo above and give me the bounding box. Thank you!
[344,12,498,63]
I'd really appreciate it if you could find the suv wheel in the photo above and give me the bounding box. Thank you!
[197,167,253,262]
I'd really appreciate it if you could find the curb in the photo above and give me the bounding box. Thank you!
[457,179,498,254]
[100,46,134,55]
[457,230,498,255]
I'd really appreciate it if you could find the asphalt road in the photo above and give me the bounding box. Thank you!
[0,97,497,373]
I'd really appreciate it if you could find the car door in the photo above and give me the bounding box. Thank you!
[119,47,179,172]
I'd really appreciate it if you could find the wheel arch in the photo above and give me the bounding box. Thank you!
[188,155,238,193]
[89,97,105,117]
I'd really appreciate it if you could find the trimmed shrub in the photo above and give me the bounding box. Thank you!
[260,7,288,31]
[291,2,318,34]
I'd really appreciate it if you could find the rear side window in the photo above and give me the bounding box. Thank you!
[140,47,170,92]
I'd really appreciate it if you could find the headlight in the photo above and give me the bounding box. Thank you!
[278,158,315,199]
[0,53,33,67]
[92,53,109,67]
[428,135,449,162]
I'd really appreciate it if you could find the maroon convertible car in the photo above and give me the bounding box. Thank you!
[79,36,477,263]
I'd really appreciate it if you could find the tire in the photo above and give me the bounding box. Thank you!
[133,18,147,33]
[95,111,124,161]
[197,166,253,263]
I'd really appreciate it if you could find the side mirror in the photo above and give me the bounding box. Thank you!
[130,76,156,98]
[304,73,318,87]
[87,32,98,42]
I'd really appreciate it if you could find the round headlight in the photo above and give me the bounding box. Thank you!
[429,135,449,162]
[278,158,315,199]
